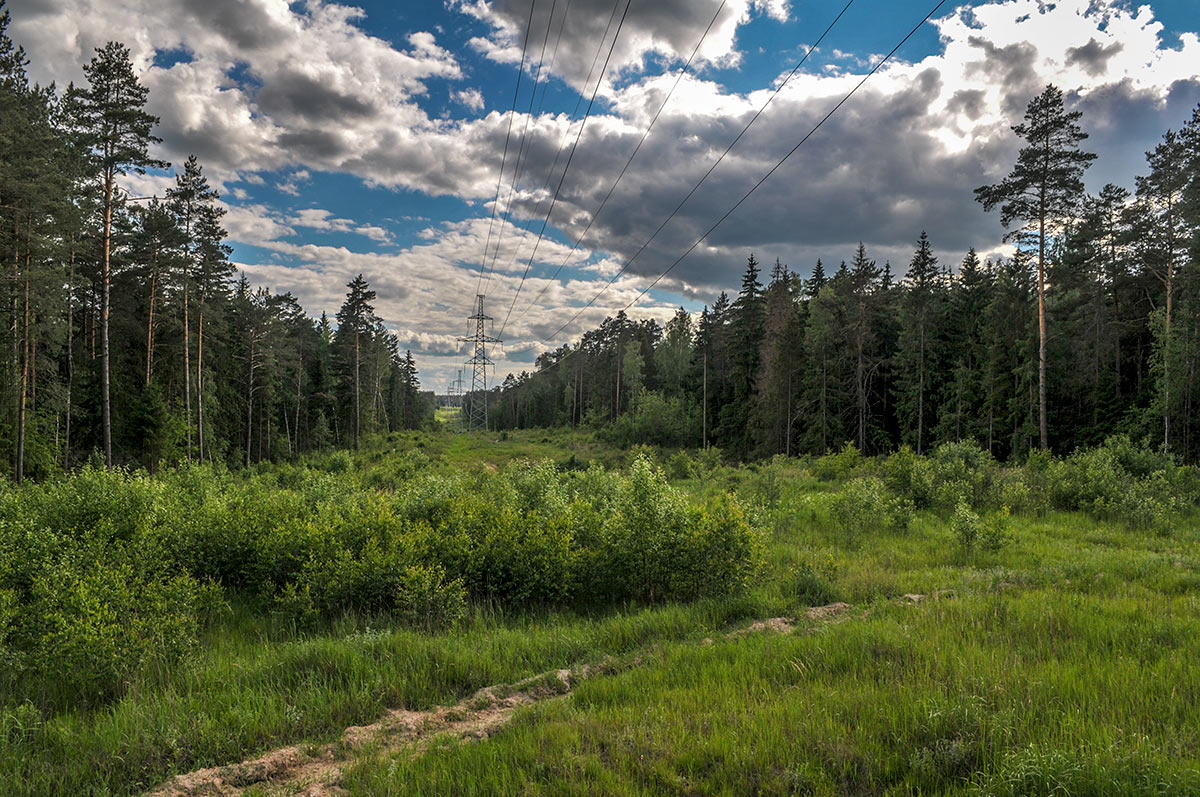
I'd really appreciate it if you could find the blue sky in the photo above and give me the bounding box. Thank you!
[8,0,1200,389]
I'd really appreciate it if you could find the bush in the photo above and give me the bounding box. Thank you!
[954,502,1012,554]
[396,564,467,632]
[666,450,699,480]
[952,500,980,551]
[0,451,765,710]
[831,477,913,545]
[810,442,862,482]
[927,440,998,510]
[883,446,935,508]
[597,393,700,448]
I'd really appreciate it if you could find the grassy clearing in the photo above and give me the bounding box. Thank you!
[346,471,1200,795]
[1,429,1198,794]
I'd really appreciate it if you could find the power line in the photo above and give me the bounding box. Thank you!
[478,0,563,291]
[471,0,541,310]
[508,0,729,332]
[617,0,948,315]
[480,0,623,300]
[529,0,946,375]
[532,0,857,343]
[495,0,635,341]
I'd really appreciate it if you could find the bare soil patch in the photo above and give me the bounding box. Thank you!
[149,603,860,795]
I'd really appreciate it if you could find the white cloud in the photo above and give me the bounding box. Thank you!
[453,87,486,111]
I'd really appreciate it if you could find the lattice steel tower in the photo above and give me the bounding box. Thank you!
[459,294,500,431]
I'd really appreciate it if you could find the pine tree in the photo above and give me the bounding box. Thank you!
[975,84,1096,450]
[654,308,693,398]
[720,255,765,453]
[75,42,166,466]
[797,283,847,454]
[844,243,884,452]
[753,260,802,456]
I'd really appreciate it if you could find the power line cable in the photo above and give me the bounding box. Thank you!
[495,0,634,339]
[616,0,948,316]
[531,0,947,373]
[479,0,562,290]
[508,0,729,331]
[480,0,622,299]
[529,0,856,342]
[471,0,540,311]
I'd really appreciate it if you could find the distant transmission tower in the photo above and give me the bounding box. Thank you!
[458,295,500,431]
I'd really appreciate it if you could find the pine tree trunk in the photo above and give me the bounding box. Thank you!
[65,244,75,470]
[1163,196,1174,453]
[146,265,157,386]
[294,357,303,454]
[245,339,255,468]
[182,255,192,459]
[16,251,30,484]
[354,328,360,450]
[917,323,925,455]
[102,168,114,467]
[197,306,205,462]
[1037,190,1049,451]
[10,217,19,479]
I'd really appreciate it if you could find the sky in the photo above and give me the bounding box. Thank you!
[6,0,1200,391]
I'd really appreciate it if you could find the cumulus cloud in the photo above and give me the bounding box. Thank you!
[456,0,771,91]
[453,87,486,111]
[8,0,466,189]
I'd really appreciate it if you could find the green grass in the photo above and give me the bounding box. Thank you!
[2,431,1198,795]
[344,489,1200,795]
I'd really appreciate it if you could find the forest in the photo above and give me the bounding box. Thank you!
[489,88,1200,463]
[0,8,433,482]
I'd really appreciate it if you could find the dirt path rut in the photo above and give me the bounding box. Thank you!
[150,602,857,796]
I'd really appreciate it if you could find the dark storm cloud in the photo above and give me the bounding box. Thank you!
[1066,38,1124,77]
[256,71,378,121]
[486,66,997,292]
[1075,77,1200,189]
[277,128,351,161]
[947,89,987,120]
[965,36,1040,116]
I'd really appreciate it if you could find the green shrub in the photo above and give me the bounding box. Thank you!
[810,442,862,482]
[321,449,354,474]
[831,477,913,545]
[0,450,766,711]
[883,445,935,508]
[396,564,467,632]
[952,500,981,551]
[666,450,699,480]
[928,440,998,510]
[954,502,1012,554]
[597,393,700,448]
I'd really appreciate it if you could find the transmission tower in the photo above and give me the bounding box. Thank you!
[449,369,466,407]
[458,295,500,431]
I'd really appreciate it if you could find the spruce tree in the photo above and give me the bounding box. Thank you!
[1137,129,1191,451]
[334,274,378,450]
[895,232,942,453]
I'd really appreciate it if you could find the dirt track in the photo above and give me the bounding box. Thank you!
[149,602,858,796]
